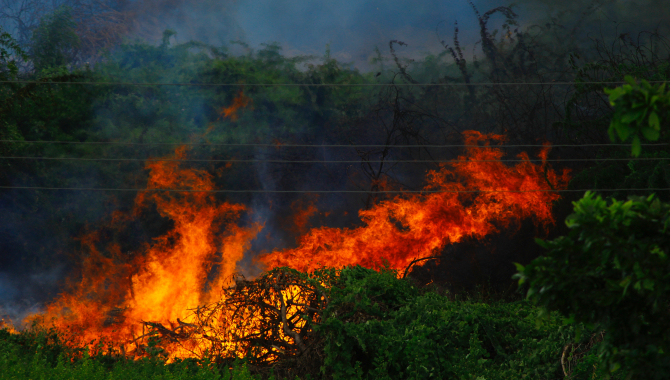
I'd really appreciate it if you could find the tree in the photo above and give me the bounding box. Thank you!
[514,192,670,379]
[0,26,27,80]
[29,6,80,72]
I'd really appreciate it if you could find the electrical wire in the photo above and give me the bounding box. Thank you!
[1,186,666,193]
[2,156,669,163]
[0,80,666,87]
[0,139,667,148]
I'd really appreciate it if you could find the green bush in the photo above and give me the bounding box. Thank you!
[514,191,670,379]
[315,266,583,380]
[0,326,263,380]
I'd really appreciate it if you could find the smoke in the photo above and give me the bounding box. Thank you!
[125,0,245,46]
[4,0,667,71]
[0,267,65,328]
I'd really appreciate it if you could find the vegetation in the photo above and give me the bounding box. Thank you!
[0,326,261,379]
[1,267,613,380]
[315,266,586,380]
[515,192,670,379]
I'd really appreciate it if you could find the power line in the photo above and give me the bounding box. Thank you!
[0,80,666,87]
[1,186,666,194]
[1,139,667,148]
[2,156,669,163]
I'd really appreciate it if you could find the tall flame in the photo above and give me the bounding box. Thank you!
[30,146,261,357]
[257,131,570,273]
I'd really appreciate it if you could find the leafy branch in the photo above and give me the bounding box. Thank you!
[605,75,670,156]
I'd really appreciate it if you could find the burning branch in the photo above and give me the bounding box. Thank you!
[136,267,333,369]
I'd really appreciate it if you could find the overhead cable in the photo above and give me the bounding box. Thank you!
[0,80,666,87]
[0,139,667,148]
[1,186,667,194]
[2,156,670,163]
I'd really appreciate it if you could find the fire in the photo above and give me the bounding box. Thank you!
[29,145,262,359]
[217,88,253,121]
[257,131,571,273]
[22,90,570,363]
[286,197,320,236]
[0,318,18,334]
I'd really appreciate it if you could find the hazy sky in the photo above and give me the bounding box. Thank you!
[161,0,530,71]
[4,0,664,72]
[158,0,665,71]
[235,0,500,67]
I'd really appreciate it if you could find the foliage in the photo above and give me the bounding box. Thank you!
[605,75,670,156]
[315,265,590,380]
[0,26,27,80]
[3,267,616,380]
[30,6,81,72]
[562,42,670,200]
[0,326,264,380]
[514,191,670,379]
[560,29,670,142]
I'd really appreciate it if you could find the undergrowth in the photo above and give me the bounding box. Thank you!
[0,267,617,380]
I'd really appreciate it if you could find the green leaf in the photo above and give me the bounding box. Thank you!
[624,75,637,86]
[648,111,660,131]
[621,110,644,124]
[616,123,633,141]
[609,361,621,373]
[606,87,626,104]
[631,135,641,157]
[534,238,549,249]
[641,126,660,141]
[608,122,619,142]
[651,246,666,259]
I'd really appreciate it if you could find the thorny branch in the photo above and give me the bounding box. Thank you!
[137,267,333,368]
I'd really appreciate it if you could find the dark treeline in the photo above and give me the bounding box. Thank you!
[0,0,669,325]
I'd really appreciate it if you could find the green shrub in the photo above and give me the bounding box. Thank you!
[515,191,670,379]
[0,326,263,380]
[316,266,582,380]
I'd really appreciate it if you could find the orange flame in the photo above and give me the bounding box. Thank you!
[285,197,319,236]
[257,131,570,273]
[218,89,253,121]
[30,146,261,358]
[0,318,18,334]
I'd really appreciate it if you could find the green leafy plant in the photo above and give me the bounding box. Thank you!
[316,265,581,380]
[0,325,265,379]
[514,191,670,379]
[605,75,670,156]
